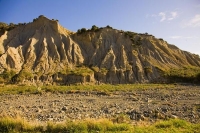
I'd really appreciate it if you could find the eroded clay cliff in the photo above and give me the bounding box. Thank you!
[0,16,200,85]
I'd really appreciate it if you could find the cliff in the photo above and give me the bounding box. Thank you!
[0,16,200,85]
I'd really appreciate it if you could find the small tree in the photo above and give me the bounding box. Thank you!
[81,28,87,33]
[0,70,16,83]
[91,25,99,31]
[106,25,112,29]
[77,29,81,34]
[39,15,45,18]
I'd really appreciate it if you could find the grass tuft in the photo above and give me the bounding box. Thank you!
[0,117,199,133]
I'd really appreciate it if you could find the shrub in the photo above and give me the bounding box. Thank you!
[136,36,142,45]
[38,15,45,18]
[91,25,99,31]
[0,22,8,28]
[81,28,87,33]
[0,22,16,31]
[164,66,200,83]
[16,69,33,82]
[106,25,113,29]
[144,67,153,74]
[0,70,16,83]
[77,29,81,34]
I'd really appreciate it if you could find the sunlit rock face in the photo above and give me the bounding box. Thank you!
[0,16,200,84]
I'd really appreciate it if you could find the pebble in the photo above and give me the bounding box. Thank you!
[0,86,199,124]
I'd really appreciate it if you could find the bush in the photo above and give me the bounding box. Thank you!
[0,22,16,31]
[38,15,45,18]
[0,70,16,83]
[164,66,200,83]
[106,25,113,29]
[77,29,81,34]
[80,28,87,33]
[16,69,33,82]
[0,22,8,28]
[144,67,153,74]
[91,25,99,31]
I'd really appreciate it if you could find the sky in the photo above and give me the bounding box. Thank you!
[0,0,200,55]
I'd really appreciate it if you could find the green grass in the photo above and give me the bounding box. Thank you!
[164,66,200,83]
[0,117,199,133]
[0,117,132,133]
[58,66,94,76]
[0,84,177,95]
[134,119,200,133]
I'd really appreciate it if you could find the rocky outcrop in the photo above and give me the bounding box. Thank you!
[0,16,200,84]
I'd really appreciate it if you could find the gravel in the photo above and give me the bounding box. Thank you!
[0,85,200,123]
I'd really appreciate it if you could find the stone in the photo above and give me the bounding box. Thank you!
[62,106,68,111]
[171,115,178,119]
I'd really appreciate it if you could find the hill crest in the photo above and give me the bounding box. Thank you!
[0,16,200,85]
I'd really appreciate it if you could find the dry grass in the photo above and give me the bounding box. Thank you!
[0,84,177,95]
[0,116,199,133]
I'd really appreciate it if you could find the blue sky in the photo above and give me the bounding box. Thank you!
[0,0,200,55]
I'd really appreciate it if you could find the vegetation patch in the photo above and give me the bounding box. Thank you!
[0,22,17,33]
[0,84,177,95]
[164,66,200,83]
[134,119,200,133]
[0,117,131,133]
[0,117,199,133]
[0,70,16,83]
[15,69,34,82]
[69,66,94,76]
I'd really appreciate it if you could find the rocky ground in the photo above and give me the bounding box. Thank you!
[0,85,200,124]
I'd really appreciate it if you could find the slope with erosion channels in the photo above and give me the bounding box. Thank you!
[0,16,200,85]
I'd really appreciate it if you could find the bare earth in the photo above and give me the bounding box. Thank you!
[0,85,200,124]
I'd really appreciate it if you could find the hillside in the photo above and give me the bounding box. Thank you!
[0,15,200,85]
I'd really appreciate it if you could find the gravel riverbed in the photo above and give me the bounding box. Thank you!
[0,85,200,124]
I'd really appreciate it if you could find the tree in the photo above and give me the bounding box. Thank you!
[106,25,112,29]
[77,29,81,34]
[81,28,87,33]
[39,15,45,18]
[91,25,99,31]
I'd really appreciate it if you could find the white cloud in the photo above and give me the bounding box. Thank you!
[169,36,200,39]
[186,14,200,27]
[169,36,182,39]
[157,11,178,22]
[159,12,166,22]
[185,36,198,39]
[168,12,178,20]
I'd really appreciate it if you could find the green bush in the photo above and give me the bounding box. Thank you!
[91,25,99,31]
[164,66,200,83]
[106,25,113,29]
[16,69,33,82]
[77,29,81,34]
[0,22,17,31]
[0,70,16,83]
[81,28,87,33]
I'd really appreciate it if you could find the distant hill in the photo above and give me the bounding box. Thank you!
[0,15,200,85]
